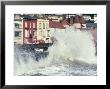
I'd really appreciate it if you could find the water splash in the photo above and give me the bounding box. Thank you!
[14,27,97,76]
[47,28,96,64]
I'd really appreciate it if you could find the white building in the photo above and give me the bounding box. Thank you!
[14,14,23,44]
[36,19,51,43]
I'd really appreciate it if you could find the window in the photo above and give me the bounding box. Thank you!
[29,30,34,38]
[39,23,42,29]
[15,23,19,28]
[25,30,29,37]
[46,23,48,29]
[15,31,21,37]
[33,23,35,28]
[43,23,45,29]
[25,22,27,28]
[30,23,31,28]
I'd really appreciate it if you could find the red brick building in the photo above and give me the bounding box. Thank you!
[23,19,37,44]
[49,21,65,29]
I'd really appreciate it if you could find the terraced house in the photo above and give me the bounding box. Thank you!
[14,14,97,45]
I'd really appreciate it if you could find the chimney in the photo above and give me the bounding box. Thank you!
[70,16,73,25]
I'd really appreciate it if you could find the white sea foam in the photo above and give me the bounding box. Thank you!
[14,27,97,76]
[48,28,96,64]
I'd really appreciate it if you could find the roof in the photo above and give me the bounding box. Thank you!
[61,15,86,25]
[49,21,65,29]
[61,19,70,26]
[74,15,85,24]
[23,15,37,20]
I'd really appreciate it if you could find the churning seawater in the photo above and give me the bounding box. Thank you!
[14,27,97,76]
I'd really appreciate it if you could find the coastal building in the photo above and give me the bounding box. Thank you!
[62,15,86,29]
[36,19,50,43]
[36,19,65,43]
[23,17,37,44]
[14,14,97,45]
[14,14,23,44]
[47,15,63,22]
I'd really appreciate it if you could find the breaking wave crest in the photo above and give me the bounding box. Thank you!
[14,27,97,75]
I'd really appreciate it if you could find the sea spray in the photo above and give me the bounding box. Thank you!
[14,27,97,76]
[47,28,96,64]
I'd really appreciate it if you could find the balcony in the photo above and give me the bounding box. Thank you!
[24,27,29,29]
